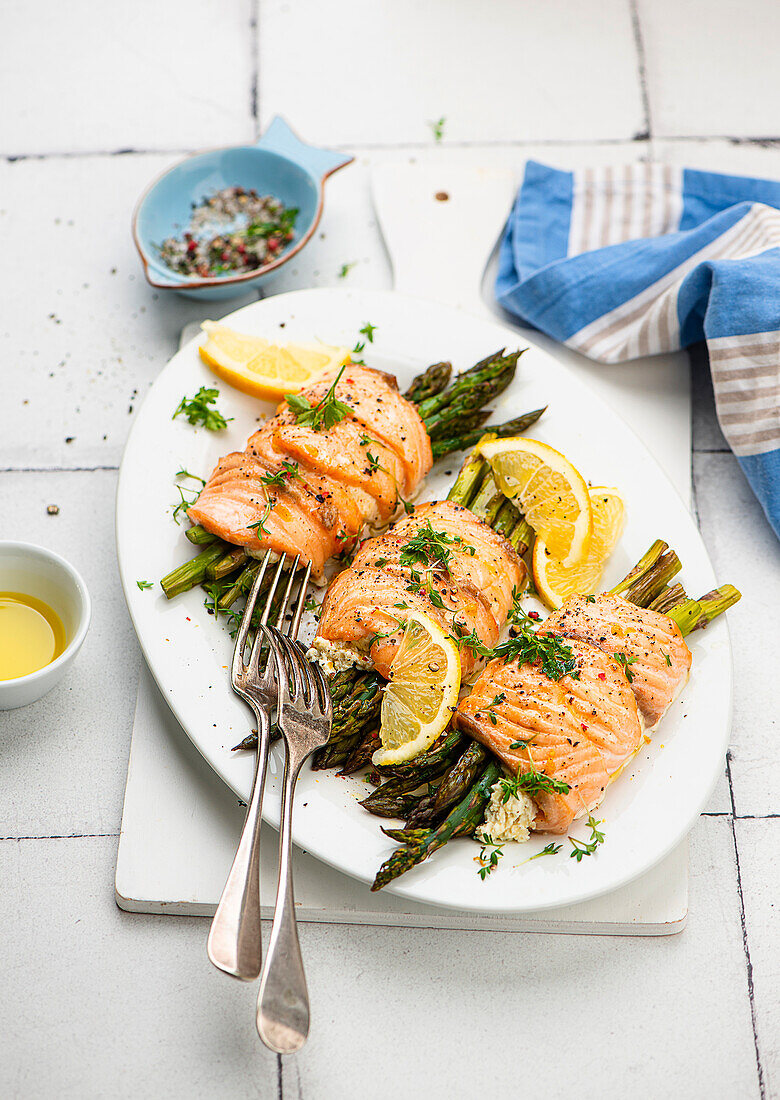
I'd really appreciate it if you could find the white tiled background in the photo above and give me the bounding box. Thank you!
[1,1,779,1097]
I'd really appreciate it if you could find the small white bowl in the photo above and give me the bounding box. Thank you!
[0,541,91,710]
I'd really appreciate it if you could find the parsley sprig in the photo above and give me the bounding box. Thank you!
[173,387,232,431]
[614,652,638,682]
[286,365,352,431]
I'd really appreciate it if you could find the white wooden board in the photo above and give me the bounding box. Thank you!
[116,159,693,931]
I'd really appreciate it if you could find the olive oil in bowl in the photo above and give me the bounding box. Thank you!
[0,591,67,680]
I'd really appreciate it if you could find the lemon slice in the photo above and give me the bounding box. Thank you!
[532,487,625,610]
[373,611,461,767]
[478,437,593,567]
[199,321,349,400]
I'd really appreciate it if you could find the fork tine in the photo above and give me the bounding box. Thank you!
[309,661,332,719]
[274,555,301,632]
[232,549,274,682]
[260,555,288,627]
[273,631,313,710]
[289,561,313,642]
[245,555,289,680]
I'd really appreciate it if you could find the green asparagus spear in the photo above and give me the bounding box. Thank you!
[205,546,248,581]
[185,525,218,546]
[405,741,489,828]
[160,543,228,599]
[371,762,502,890]
[430,407,547,460]
[404,361,453,403]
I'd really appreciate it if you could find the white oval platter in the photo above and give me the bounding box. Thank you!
[116,287,731,913]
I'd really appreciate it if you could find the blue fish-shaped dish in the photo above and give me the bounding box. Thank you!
[132,117,353,301]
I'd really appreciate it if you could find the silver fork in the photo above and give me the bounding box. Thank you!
[255,627,333,1053]
[207,550,312,982]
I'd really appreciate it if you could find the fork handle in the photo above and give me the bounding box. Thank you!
[207,711,271,981]
[256,747,309,1052]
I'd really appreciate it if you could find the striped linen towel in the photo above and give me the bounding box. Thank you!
[496,161,780,538]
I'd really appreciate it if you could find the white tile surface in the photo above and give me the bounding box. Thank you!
[0,822,757,1100]
[0,471,140,838]
[1,0,254,155]
[641,0,780,138]
[0,836,280,1099]
[258,0,646,144]
[0,154,255,470]
[735,818,780,1096]
[694,453,780,816]
[280,817,756,1100]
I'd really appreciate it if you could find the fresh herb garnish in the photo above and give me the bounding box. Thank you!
[286,365,352,431]
[493,609,579,681]
[173,387,232,431]
[359,321,377,343]
[614,652,638,683]
[529,842,563,861]
[499,760,571,802]
[338,261,357,279]
[477,835,503,880]
[259,460,301,488]
[569,815,605,861]
[451,625,494,660]
[172,469,206,525]
[366,450,382,474]
[489,692,506,709]
[247,500,273,538]
[429,116,446,142]
[664,652,672,667]
[399,521,456,572]
[136,580,153,590]
[586,594,596,603]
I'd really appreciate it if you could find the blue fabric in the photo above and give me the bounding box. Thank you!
[495,160,780,539]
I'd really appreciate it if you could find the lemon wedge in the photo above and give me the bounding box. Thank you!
[198,321,349,400]
[477,437,593,567]
[532,486,625,610]
[373,611,461,767]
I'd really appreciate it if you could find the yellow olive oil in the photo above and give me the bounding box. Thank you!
[0,592,67,681]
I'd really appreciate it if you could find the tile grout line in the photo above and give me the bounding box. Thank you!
[0,465,120,473]
[627,0,652,140]
[250,0,260,136]
[5,136,780,163]
[0,833,119,842]
[725,752,766,1100]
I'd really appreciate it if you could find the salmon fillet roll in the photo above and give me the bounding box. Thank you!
[314,501,524,679]
[542,594,692,727]
[187,365,433,578]
[455,637,644,833]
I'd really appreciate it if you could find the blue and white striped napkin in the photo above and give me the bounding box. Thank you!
[496,161,780,538]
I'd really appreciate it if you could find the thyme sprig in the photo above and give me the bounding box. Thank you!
[493,608,579,681]
[476,834,504,880]
[172,468,206,525]
[569,815,606,861]
[259,460,302,488]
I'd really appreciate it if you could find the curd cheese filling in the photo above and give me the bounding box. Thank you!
[476,781,537,845]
